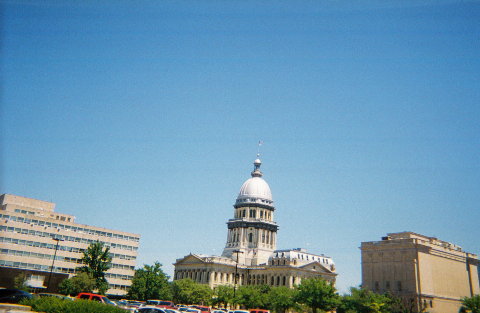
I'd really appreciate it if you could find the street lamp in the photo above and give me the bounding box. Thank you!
[232,250,243,303]
[47,236,64,292]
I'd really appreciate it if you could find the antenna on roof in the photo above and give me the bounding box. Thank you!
[257,140,264,157]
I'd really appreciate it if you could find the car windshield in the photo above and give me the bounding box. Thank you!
[147,300,159,305]
[102,297,115,305]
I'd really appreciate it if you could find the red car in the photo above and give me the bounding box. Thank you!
[192,305,211,313]
[76,292,116,306]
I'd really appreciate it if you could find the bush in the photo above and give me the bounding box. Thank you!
[21,296,126,313]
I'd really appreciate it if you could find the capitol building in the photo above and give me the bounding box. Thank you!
[173,157,337,288]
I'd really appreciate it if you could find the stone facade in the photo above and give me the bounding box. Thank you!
[0,194,140,295]
[361,232,479,313]
[174,158,336,288]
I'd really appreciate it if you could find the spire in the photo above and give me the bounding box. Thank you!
[252,141,264,177]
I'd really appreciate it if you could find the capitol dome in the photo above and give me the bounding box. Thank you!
[235,158,274,205]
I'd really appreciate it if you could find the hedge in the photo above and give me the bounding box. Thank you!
[21,296,127,313]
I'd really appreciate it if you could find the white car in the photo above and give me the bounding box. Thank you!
[137,307,168,313]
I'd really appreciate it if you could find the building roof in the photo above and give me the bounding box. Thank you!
[236,158,273,204]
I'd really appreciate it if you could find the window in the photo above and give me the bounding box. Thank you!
[397,281,402,291]
[248,233,253,243]
[374,281,379,290]
[385,281,390,289]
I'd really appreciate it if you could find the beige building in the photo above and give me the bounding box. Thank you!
[174,157,336,288]
[0,194,140,296]
[361,232,479,313]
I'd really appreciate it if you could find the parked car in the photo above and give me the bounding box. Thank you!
[250,310,270,313]
[165,309,184,313]
[76,292,116,305]
[191,305,211,313]
[0,289,33,304]
[137,306,168,313]
[146,300,176,309]
[37,293,74,301]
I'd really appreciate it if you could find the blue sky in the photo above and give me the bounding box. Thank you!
[2,0,479,293]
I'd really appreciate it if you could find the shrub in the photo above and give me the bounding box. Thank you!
[21,296,126,313]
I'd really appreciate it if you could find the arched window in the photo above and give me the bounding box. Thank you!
[248,233,253,243]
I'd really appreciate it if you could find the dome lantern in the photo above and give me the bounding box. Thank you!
[251,157,263,177]
[236,157,273,205]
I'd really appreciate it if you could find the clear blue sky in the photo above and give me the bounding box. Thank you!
[2,0,479,293]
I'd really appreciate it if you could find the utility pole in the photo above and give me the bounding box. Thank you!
[233,250,243,306]
[47,236,64,292]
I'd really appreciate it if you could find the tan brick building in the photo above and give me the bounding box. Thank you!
[361,232,479,313]
[0,194,140,296]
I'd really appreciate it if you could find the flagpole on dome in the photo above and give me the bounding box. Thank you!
[257,140,264,158]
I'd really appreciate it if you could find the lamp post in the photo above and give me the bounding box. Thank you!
[232,250,243,304]
[47,236,64,292]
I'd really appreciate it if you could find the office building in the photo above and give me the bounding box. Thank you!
[361,232,479,313]
[0,194,140,296]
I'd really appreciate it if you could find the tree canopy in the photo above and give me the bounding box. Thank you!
[13,273,31,292]
[58,272,96,296]
[267,286,297,313]
[460,295,480,313]
[295,278,340,313]
[337,287,393,313]
[78,241,112,294]
[235,285,270,309]
[172,279,212,305]
[127,262,171,301]
[212,285,234,307]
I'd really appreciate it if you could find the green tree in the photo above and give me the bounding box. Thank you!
[172,279,212,305]
[127,262,172,301]
[267,286,297,313]
[236,285,270,309]
[295,278,340,313]
[79,241,112,294]
[13,272,31,292]
[337,287,393,313]
[58,272,96,296]
[212,285,235,308]
[21,296,127,313]
[460,295,480,313]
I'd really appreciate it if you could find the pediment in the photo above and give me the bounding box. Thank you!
[299,261,334,273]
[174,254,207,265]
